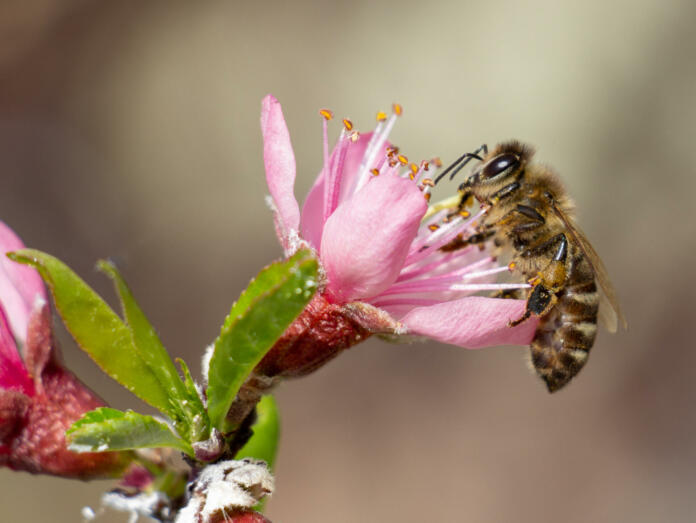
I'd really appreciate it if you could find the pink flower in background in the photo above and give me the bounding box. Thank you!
[255,95,538,379]
[0,222,130,479]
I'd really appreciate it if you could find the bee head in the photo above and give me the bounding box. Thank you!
[459,141,534,201]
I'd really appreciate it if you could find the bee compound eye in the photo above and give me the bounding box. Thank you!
[482,153,520,178]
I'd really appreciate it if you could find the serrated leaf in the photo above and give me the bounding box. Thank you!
[7,249,172,416]
[235,395,280,469]
[67,407,193,456]
[97,260,209,441]
[207,249,317,430]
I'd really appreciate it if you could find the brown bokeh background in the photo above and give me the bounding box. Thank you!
[2,1,695,521]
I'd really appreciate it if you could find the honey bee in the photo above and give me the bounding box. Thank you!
[438,141,626,392]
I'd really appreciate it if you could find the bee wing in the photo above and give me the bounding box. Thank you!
[551,203,627,333]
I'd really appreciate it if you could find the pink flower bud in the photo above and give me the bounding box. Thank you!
[0,221,131,479]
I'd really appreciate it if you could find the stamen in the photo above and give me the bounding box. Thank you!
[343,118,353,131]
[370,168,380,176]
[376,111,388,122]
[449,282,531,291]
[323,130,350,222]
[354,111,399,192]
[392,103,403,116]
[319,109,334,121]
[397,154,408,165]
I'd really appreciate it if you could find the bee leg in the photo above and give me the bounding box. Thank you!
[509,234,569,327]
[490,288,526,300]
[509,284,557,327]
[439,228,495,252]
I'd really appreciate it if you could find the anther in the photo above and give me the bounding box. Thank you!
[389,160,398,167]
[392,103,403,116]
[343,119,353,131]
[423,161,430,171]
[319,109,334,121]
[508,261,517,271]
[458,210,470,218]
[421,178,435,187]
[386,146,399,157]
[397,154,408,165]
[424,192,432,201]
[370,168,380,176]
[428,224,440,232]
[376,111,388,122]
[410,163,419,174]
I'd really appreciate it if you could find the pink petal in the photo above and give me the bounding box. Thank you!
[300,132,389,251]
[261,95,300,246]
[0,221,47,345]
[0,305,33,394]
[401,296,539,348]
[320,173,427,303]
[299,169,325,251]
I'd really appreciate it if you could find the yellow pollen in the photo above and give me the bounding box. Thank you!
[458,210,470,218]
[424,192,432,201]
[432,157,443,168]
[319,109,334,121]
[343,118,353,131]
[529,276,541,286]
[410,163,419,174]
[428,224,440,231]
[370,168,380,176]
[421,178,435,187]
[376,111,388,122]
[350,131,360,142]
[397,154,408,165]
[392,103,403,116]
[508,262,517,271]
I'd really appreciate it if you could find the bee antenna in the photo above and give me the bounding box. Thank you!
[434,144,488,185]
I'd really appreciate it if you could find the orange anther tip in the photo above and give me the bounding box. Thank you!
[433,157,443,168]
[388,160,398,167]
[392,103,403,116]
[459,210,470,218]
[410,163,419,174]
[319,109,334,120]
[342,118,353,131]
[428,224,440,231]
[370,168,380,176]
[376,111,388,122]
[508,262,516,271]
[423,162,430,171]
[397,154,408,165]
[424,193,432,201]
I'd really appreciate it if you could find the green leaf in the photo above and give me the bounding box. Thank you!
[235,395,280,469]
[176,358,210,441]
[66,407,193,456]
[97,260,209,441]
[207,249,318,430]
[7,249,172,416]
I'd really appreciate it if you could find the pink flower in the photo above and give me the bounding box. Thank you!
[252,96,538,382]
[0,221,130,479]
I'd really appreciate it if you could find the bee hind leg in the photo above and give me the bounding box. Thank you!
[508,283,557,327]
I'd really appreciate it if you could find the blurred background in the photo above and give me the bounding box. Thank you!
[1,0,695,521]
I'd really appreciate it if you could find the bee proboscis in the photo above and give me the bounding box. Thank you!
[440,141,626,392]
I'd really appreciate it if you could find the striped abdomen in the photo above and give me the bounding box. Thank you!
[530,253,599,392]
